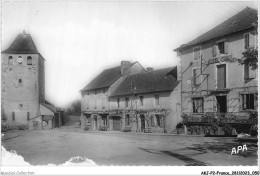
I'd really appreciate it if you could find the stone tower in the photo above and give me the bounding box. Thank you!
[1,32,53,129]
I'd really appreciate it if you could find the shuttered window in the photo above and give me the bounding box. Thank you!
[192,68,201,86]
[192,98,204,113]
[193,47,201,61]
[244,62,256,80]
[244,33,255,49]
[217,64,226,89]
[242,94,257,110]
[213,41,228,56]
[154,95,159,106]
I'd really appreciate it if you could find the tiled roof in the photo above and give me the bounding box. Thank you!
[110,67,179,97]
[175,7,258,51]
[81,66,123,91]
[2,32,39,54]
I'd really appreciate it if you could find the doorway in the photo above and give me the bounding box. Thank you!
[140,115,145,132]
[112,116,121,131]
[94,117,97,130]
[216,96,227,113]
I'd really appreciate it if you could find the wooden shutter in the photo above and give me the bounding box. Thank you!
[217,64,226,89]
[224,42,229,54]
[249,33,254,48]
[212,45,217,57]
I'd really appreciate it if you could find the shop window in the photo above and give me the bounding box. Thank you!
[192,97,204,113]
[241,94,257,110]
[27,56,32,65]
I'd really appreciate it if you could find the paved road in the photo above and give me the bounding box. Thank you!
[1,127,258,166]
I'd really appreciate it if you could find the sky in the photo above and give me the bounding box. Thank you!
[1,1,258,107]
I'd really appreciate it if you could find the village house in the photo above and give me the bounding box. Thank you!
[80,61,146,131]
[109,67,181,133]
[1,31,57,130]
[174,7,258,135]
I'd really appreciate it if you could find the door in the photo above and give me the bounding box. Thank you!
[217,64,226,89]
[216,96,227,113]
[94,118,97,130]
[113,116,121,131]
[140,115,145,132]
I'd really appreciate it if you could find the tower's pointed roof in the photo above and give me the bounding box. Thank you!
[2,31,39,54]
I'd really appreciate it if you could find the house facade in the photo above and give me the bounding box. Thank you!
[108,67,181,133]
[174,7,258,134]
[1,32,56,130]
[80,61,146,131]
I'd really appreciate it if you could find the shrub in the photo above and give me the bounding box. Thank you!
[210,123,219,135]
[122,126,132,132]
[83,126,89,131]
[176,123,184,129]
[98,126,107,131]
[222,125,233,136]
[17,124,28,130]
[249,112,258,124]
[249,124,258,137]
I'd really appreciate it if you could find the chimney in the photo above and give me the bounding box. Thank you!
[121,61,132,75]
[146,67,154,72]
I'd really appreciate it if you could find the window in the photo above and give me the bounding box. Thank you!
[8,56,13,65]
[155,115,163,127]
[27,112,30,121]
[244,62,256,80]
[244,32,256,49]
[150,115,154,127]
[139,96,144,106]
[217,41,225,54]
[18,79,22,86]
[17,56,23,64]
[86,99,89,109]
[102,98,106,109]
[192,68,201,86]
[125,114,130,126]
[94,90,97,95]
[12,112,15,121]
[103,88,106,94]
[192,97,204,113]
[94,99,97,109]
[117,98,120,108]
[27,56,32,65]
[193,47,201,61]
[102,116,107,126]
[213,41,228,56]
[242,94,257,110]
[154,95,159,106]
[125,97,129,108]
[217,64,226,89]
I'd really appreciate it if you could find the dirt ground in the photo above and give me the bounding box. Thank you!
[1,127,258,166]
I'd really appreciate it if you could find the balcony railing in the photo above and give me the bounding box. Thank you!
[182,112,258,125]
